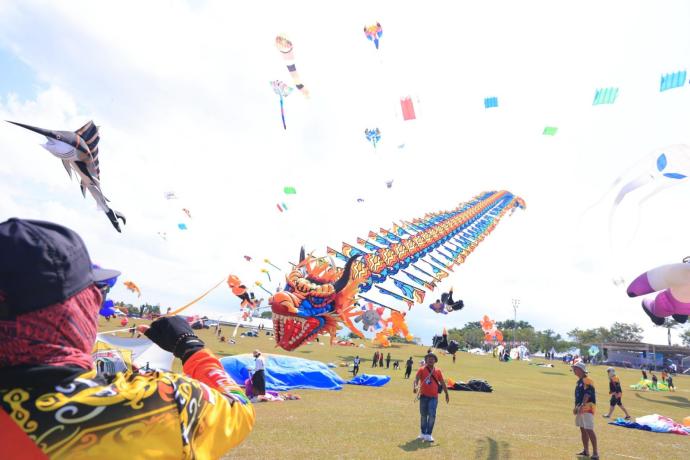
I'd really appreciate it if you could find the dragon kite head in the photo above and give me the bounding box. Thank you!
[270,248,362,351]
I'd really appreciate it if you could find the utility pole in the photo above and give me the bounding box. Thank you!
[512,298,520,346]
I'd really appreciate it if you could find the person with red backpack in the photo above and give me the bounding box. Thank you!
[413,352,449,442]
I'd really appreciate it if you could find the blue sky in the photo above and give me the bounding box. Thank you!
[0,47,42,100]
[1,0,690,346]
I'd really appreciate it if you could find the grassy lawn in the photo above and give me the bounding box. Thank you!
[99,319,689,459]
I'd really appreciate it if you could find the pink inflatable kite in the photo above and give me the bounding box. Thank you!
[627,257,690,325]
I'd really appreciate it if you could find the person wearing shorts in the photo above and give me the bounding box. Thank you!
[602,367,631,420]
[667,374,675,391]
[573,362,599,459]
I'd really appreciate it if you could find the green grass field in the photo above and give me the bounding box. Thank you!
[100,320,689,459]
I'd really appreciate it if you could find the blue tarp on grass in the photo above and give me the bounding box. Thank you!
[346,374,391,387]
[220,354,345,391]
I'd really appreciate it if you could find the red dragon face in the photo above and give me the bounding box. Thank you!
[270,249,359,351]
[271,291,330,351]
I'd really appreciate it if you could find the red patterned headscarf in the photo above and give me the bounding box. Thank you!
[0,285,101,369]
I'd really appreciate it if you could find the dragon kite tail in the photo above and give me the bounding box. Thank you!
[353,190,525,292]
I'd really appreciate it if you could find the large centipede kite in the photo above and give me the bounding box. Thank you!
[270,190,526,351]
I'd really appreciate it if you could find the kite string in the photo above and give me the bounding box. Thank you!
[167,277,226,316]
[97,277,226,336]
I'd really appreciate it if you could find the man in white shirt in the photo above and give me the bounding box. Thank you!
[252,349,266,396]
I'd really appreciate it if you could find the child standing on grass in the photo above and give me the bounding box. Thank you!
[602,367,631,420]
[666,373,675,391]
[572,362,599,460]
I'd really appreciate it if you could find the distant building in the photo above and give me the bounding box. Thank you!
[601,342,690,372]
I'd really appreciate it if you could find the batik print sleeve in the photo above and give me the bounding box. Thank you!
[179,349,255,457]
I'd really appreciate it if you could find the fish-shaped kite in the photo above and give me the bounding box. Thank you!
[275,34,309,98]
[8,120,126,232]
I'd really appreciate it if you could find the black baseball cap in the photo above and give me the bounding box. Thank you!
[0,218,120,317]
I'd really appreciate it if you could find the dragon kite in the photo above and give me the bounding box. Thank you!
[8,120,126,232]
[270,190,525,351]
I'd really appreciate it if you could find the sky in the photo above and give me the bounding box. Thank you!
[1,0,690,346]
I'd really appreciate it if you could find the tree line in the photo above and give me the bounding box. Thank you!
[444,320,670,352]
[113,301,161,317]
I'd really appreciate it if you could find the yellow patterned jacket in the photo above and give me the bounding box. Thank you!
[0,349,255,459]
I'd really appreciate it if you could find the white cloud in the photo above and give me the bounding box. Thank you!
[1,0,690,345]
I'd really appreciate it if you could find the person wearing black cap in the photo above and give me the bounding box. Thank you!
[413,352,449,443]
[0,218,255,459]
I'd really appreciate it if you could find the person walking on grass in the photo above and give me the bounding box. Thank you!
[572,362,599,460]
[372,351,379,368]
[405,356,413,379]
[251,349,266,397]
[602,367,631,420]
[379,352,384,368]
[353,356,360,376]
[413,353,449,443]
[386,352,391,369]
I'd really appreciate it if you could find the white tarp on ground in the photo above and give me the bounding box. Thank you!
[467,348,486,355]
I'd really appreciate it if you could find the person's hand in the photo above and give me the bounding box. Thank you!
[445,392,450,404]
[413,386,418,394]
[141,316,205,361]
